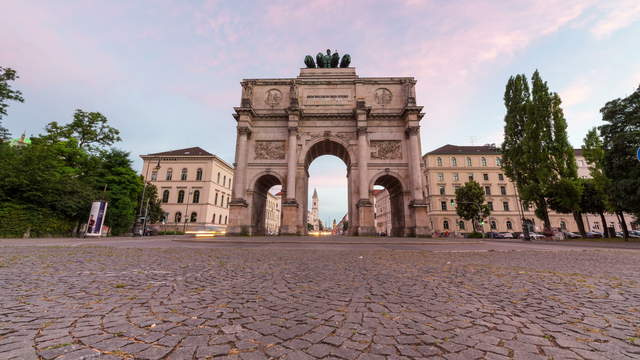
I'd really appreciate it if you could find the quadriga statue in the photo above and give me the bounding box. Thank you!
[305,49,351,68]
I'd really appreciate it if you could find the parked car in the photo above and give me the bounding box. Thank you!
[584,231,603,238]
[498,232,514,239]
[519,232,544,240]
[562,231,581,239]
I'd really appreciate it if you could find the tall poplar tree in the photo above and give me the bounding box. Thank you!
[501,71,578,233]
[581,128,612,237]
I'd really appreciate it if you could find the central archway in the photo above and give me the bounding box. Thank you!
[302,138,352,235]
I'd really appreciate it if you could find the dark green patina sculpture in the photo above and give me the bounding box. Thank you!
[305,49,351,68]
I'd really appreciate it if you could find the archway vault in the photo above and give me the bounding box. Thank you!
[227,67,430,237]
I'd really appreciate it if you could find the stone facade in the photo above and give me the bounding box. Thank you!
[423,145,637,234]
[373,189,391,235]
[140,147,234,231]
[228,67,429,236]
[264,191,281,235]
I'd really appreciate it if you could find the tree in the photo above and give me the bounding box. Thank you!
[0,120,10,142]
[142,183,163,224]
[0,67,24,120]
[547,178,586,236]
[501,70,578,233]
[582,128,613,238]
[599,85,640,239]
[43,109,121,152]
[455,180,490,233]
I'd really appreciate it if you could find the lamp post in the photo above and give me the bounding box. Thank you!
[183,190,193,233]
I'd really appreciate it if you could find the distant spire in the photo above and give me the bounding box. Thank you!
[313,188,318,198]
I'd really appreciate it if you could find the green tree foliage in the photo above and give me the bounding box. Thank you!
[599,84,640,239]
[141,183,164,224]
[501,71,577,232]
[454,180,490,233]
[581,129,613,237]
[43,109,121,152]
[580,178,611,238]
[546,178,586,236]
[0,67,24,120]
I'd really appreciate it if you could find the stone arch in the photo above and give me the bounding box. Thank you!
[301,137,353,169]
[247,170,285,195]
[371,173,406,237]
[250,173,283,235]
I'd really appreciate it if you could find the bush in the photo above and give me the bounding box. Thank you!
[467,232,484,238]
[0,203,75,238]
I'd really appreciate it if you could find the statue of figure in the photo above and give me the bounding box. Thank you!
[304,55,316,68]
[316,52,325,68]
[339,54,351,68]
[331,50,340,68]
[241,81,253,107]
[322,49,332,68]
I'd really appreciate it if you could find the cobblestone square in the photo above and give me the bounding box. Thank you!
[1,241,639,359]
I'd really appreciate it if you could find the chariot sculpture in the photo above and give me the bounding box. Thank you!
[304,49,351,68]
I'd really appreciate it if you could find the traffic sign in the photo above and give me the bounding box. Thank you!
[637,147,640,161]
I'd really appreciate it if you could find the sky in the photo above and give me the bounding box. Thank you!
[2,0,640,223]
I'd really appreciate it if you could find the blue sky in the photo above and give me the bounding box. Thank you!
[2,0,639,223]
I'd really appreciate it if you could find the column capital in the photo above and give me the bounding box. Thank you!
[238,127,252,136]
[405,126,420,136]
[356,127,368,136]
[288,127,298,134]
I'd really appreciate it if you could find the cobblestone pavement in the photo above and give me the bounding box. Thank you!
[1,246,639,359]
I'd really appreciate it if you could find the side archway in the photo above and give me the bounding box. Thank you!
[250,173,282,235]
[371,173,406,237]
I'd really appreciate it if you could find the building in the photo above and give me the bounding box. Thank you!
[140,147,234,231]
[373,189,391,235]
[308,189,320,231]
[265,192,282,235]
[423,144,636,235]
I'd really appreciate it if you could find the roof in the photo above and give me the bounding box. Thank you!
[144,147,213,156]
[425,144,501,156]
[313,188,318,198]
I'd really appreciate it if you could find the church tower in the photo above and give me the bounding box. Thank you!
[310,188,320,231]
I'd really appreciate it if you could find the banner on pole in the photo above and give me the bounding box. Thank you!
[86,201,108,236]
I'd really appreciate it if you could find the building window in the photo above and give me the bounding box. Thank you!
[162,190,170,203]
[151,170,158,181]
[490,220,497,230]
[437,157,443,167]
[488,201,493,211]
[500,186,507,195]
[439,185,445,195]
[503,201,510,211]
[190,212,197,222]
[175,212,182,223]
[212,213,216,224]
[441,201,447,211]
[481,157,487,167]
[224,215,227,224]
[506,220,513,230]
[483,173,489,181]
[459,221,465,230]
[496,157,502,167]
[217,172,220,183]
[219,214,222,223]
[166,168,173,181]
[223,175,226,187]
[196,168,203,181]
[215,192,219,206]
[443,220,449,230]
[466,157,472,167]
[193,190,200,203]
[468,173,474,181]
[454,184,461,192]
[560,221,567,230]
[484,186,491,195]
[593,221,600,229]
[181,168,188,181]
[437,173,444,181]
[228,178,232,188]
[498,173,504,181]
[177,190,185,203]
[453,173,459,181]
[451,157,457,167]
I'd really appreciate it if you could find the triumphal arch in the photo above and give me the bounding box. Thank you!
[227,52,430,236]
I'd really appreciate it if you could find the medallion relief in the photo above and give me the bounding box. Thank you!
[370,140,402,160]
[265,89,283,106]
[254,140,285,160]
[374,88,393,105]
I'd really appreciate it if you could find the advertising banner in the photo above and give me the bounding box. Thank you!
[86,201,108,236]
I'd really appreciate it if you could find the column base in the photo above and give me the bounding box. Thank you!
[226,200,250,236]
[280,201,299,235]
[408,201,431,237]
[357,201,376,236]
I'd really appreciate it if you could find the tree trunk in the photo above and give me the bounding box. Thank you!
[617,211,629,241]
[538,197,551,233]
[599,212,609,238]
[572,212,586,237]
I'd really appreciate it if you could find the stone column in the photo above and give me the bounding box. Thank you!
[406,125,430,237]
[356,127,375,236]
[280,127,299,235]
[227,126,251,235]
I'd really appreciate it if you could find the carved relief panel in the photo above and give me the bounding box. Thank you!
[370,140,402,160]
[254,141,286,160]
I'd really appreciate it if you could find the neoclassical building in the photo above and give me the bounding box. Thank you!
[140,147,234,231]
[422,144,636,234]
[373,189,391,235]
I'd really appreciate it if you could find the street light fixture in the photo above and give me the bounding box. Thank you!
[137,159,161,236]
